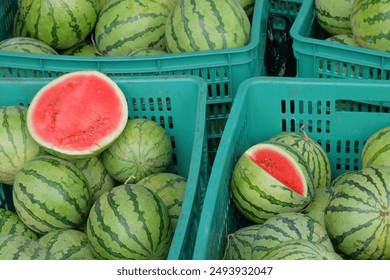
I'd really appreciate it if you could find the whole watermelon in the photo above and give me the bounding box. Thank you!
[86,184,173,260]
[165,0,251,53]
[0,106,45,185]
[102,118,172,184]
[94,0,174,56]
[12,155,91,234]
[325,165,390,259]
[351,0,390,51]
[19,0,99,49]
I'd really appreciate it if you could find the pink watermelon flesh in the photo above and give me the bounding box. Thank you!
[247,147,305,196]
[28,71,128,156]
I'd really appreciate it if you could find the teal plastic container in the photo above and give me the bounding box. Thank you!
[193,77,390,259]
[290,0,390,79]
[0,75,208,260]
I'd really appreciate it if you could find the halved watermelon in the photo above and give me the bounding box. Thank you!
[27,70,128,159]
[231,142,315,224]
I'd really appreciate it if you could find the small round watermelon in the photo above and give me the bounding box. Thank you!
[38,229,95,260]
[26,70,128,160]
[166,0,251,53]
[102,118,172,184]
[12,155,91,234]
[230,142,315,223]
[19,0,99,49]
[0,37,58,55]
[361,126,390,168]
[86,184,173,260]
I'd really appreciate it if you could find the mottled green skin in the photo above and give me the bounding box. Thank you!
[361,125,390,168]
[315,0,353,35]
[0,234,52,260]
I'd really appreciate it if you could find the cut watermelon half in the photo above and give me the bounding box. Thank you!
[27,70,128,159]
[245,143,308,197]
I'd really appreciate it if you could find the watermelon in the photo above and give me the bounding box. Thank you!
[361,126,390,168]
[26,70,128,160]
[102,118,172,184]
[12,9,29,38]
[269,129,331,188]
[0,234,52,260]
[19,0,99,50]
[325,34,361,47]
[62,41,100,56]
[165,0,251,53]
[0,106,45,185]
[94,0,174,56]
[38,229,95,260]
[314,0,354,35]
[0,37,58,55]
[69,156,115,203]
[225,212,334,260]
[261,239,343,260]
[330,170,357,187]
[12,155,91,234]
[137,172,187,230]
[0,208,38,240]
[303,186,333,227]
[230,142,315,223]
[86,184,173,260]
[351,0,390,51]
[325,165,390,259]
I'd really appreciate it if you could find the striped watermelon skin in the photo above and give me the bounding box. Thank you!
[12,155,91,234]
[38,229,95,260]
[0,37,58,55]
[0,208,38,240]
[102,118,172,184]
[261,239,343,260]
[231,142,315,224]
[269,131,332,189]
[361,126,390,168]
[224,224,261,260]
[325,166,390,260]
[351,0,390,51]
[325,34,360,47]
[62,41,100,56]
[303,186,333,227]
[86,184,173,260]
[94,0,174,56]
[0,234,52,260]
[250,213,334,259]
[12,9,29,37]
[137,173,187,231]
[69,156,115,204]
[19,0,98,50]
[165,0,251,53]
[314,0,353,35]
[0,106,46,185]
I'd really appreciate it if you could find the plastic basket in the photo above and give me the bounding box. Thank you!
[290,0,390,79]
[193,77,390,260]
[0,75,208,261]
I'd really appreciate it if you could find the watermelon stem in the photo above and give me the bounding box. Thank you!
[300,123,310,142]
[90,34,103,56]
[223,233,235,260]
[124,175,136,185]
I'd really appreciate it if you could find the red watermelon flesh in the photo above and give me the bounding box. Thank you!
[27,70,128,159]
[246,146,306,196]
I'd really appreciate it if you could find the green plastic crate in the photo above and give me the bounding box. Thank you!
[290,0,390,79]
[0,75,208,261]
[193,77,390,259]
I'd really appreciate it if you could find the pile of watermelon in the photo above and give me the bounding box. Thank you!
[226,125,390,260]
[1,0,254,56]
[315,0,390,52]
[0,70,188,260]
